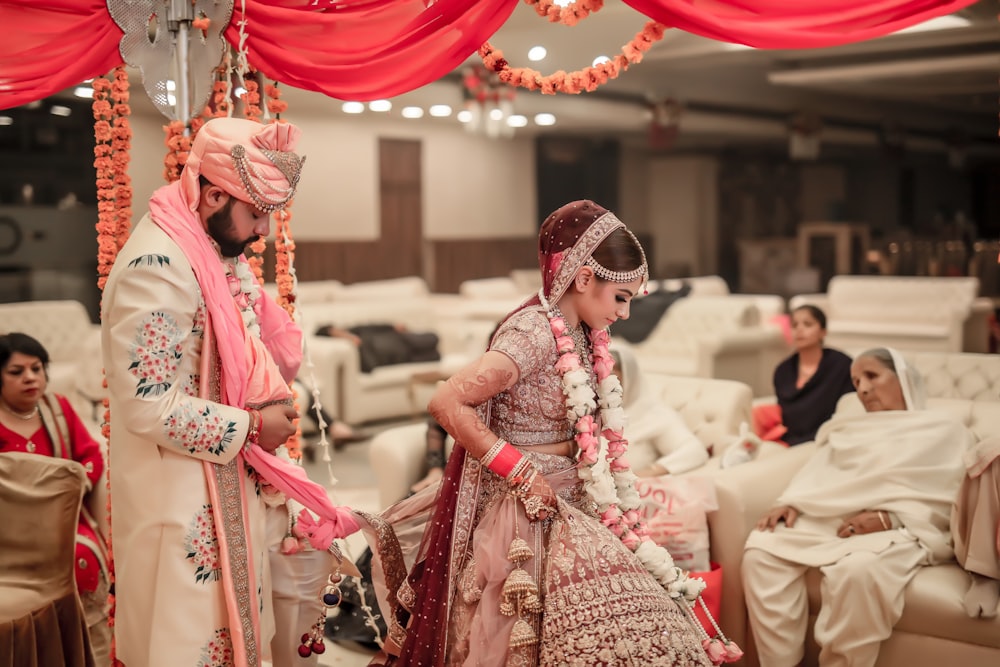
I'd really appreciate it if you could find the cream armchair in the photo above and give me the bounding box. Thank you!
[368,374,755,510]
[709,395,1000,667]
[625,296,790,397]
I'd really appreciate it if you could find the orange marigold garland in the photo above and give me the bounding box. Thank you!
[529,0,603,26]
[92,77,117,291]
[480,21,667,94]
[110,66,133,251]
[265,83,288,118]
[241,77,263,122]
[163,120,192,183]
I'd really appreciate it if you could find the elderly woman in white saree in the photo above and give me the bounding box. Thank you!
[742,347,970,667]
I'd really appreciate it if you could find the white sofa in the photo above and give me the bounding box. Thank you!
[624,296,790,397]
[276,277,483,426]
[708,366,1000,666]
[661,275,787,324]
[367,373,754,510]
[790,276,992,354]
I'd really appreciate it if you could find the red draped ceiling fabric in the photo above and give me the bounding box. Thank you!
[0,0,979,109]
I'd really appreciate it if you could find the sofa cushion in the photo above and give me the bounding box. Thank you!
[806,564,1000,649]
[908,352,1000,402]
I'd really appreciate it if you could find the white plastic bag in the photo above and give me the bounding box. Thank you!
[633,475,718,572]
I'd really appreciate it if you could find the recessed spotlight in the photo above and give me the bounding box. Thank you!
[592,55,610,67]
[234,86,247,97]
[73,86,94,99]
[489,108,504,121]
[342,101,365,114]
[49,105,72,117]
[25,101,42,110]
[506,115,528,128]
[429,104,452,117]
[401,106,424,119]
[534,113,556,126]
[369,99,392,112]
[528,46,547,62]
[457,110,472,123]
[0,116,13,126]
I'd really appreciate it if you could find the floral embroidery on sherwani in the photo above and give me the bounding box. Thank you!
[163,402,238,455]
[128,311,184,398]
[185,505,221,584]
[197,627,234,667]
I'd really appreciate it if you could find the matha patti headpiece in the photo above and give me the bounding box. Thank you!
[584,228,648,284]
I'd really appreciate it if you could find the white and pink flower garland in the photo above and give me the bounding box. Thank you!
[225,259,262,339]
[540,288,742,664]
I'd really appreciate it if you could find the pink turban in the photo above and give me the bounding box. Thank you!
[180,117,305,213]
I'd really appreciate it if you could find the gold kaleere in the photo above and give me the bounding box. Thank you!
[501,516,542,649]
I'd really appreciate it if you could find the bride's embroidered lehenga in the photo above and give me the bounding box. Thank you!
[357,202,712,666]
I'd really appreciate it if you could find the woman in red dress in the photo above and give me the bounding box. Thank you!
[0,332,108,661]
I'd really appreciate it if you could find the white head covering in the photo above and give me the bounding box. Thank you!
[857,347,925,411]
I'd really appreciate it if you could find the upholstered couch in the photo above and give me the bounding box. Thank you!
[708,391,1000,665]
[0,299,102,422]
[790,275,993,354]
[273,277,486,426]
[367,373,755,510]
[623,296,790,397]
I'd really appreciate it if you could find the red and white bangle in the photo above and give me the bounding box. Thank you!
[481,438,523,479]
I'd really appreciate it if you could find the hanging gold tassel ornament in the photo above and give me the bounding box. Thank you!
[500,521,542,649]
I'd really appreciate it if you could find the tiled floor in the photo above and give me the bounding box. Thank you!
[298,423,418,667]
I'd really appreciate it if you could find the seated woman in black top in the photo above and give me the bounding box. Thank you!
[753,305,855,445]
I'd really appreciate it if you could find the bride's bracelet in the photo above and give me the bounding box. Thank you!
[481,438,524,479]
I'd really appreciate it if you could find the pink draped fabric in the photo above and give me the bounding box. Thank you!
[0,0,123,110]
[0,0,979,110]
[623,0,979,49]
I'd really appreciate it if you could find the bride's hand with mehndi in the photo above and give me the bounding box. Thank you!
[513,467,558,521]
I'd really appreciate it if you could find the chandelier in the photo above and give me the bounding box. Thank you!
[461,65,517,139]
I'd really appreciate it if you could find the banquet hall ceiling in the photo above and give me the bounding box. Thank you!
[280,0,1000,151]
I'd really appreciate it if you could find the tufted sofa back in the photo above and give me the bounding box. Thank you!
[641,297,761,355]
[0,300,95,363]
[907,352,1000,402]
[646,374,753,455]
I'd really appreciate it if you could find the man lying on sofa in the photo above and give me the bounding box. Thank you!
[315,322,440,373]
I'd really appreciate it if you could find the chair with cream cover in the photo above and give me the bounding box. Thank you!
[0,452,94,667]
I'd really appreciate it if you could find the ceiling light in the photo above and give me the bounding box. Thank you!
[506,115,528,128]
[554,0,573,5]
[534,113,556,126]
[25,101,42,110]
[234,86,247,97]
[528,46,547,62]
[457,110,472,123]
[369,99,392,112]
[489,108,504,121]
[73,86,94,99]
[0,116,12,126]
[342,101,365,114]
[49,105,72,117]
[429,104,452,117]
[592,55,610,67]
[895,15,971,34]
[401,106,424,119]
